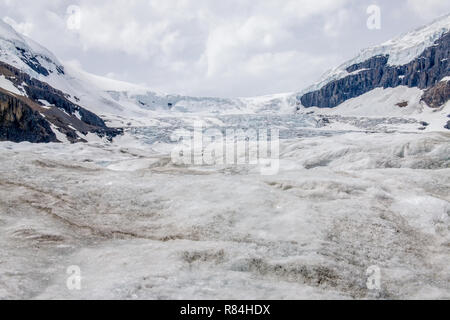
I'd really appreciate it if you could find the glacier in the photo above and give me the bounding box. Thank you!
[0,127,449,299]
[0,12,449,301]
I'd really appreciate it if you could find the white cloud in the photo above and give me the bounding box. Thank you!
[0,0,447,97]
[407,0,450,19]
[323,9,351,37]
[2,16,33,36]
[51,0,352,96]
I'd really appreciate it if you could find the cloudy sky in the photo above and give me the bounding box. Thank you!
[1,0,449,97]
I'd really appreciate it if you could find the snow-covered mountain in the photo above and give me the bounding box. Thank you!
[62,61,297,125]
[0,19,126,142]
[0,13,449,143]
[299,14,450,96]
[0,60,122,143]
[1,12,449,301]
[0,18,295,132]
[296,14,449,123]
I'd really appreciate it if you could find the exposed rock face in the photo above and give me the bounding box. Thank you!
[421,80,450,108]
[300,32,450,108]
[0,61,122,143]
[0,62,107,127]
[0,90,57,143]
[14,46,64,77]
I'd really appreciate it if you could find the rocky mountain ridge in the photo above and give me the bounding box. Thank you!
[0,61,121,143]
[299,32,449,109]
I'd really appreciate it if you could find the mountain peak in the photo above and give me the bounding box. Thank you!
[301,14,450,95]
[0,18,61,77]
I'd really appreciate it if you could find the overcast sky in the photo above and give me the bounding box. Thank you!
[1,0,449,97]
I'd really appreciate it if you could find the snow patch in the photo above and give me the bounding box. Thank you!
[298,86,450,132]
[49,124,69,143]
[0,75,22,95]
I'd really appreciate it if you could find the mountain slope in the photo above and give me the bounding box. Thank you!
[0,19,296,130]
[296,14,449,117]
[1,14,449,141]
[298,14,450,101]
[0,87,57,143]
[0,61,121,142]
[64,62,296,124]
[0,20,123,142]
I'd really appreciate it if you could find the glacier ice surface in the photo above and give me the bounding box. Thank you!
[0,124,448,299]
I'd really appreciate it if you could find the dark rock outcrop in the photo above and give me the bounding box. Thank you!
[0,90,57,143]
[0,62,107,127]
[421,80,450,108]
[14,46,64,77]
[300,32,450,108]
